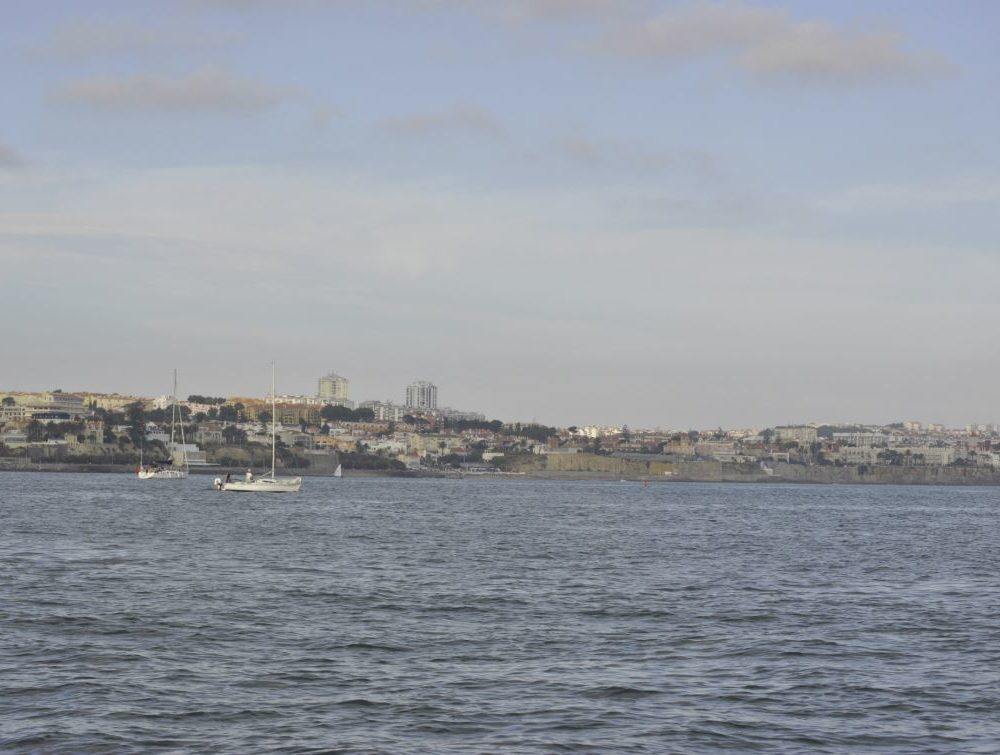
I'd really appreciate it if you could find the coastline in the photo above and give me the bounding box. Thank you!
[3,460,1000,485]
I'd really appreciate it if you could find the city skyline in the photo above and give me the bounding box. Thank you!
[2,2,999,427]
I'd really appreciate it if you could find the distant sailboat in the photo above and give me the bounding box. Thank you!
[138,369,188,480]
[214,363,302,493]
[333,463,343,478]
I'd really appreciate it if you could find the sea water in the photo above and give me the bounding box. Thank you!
[2,473,999,753]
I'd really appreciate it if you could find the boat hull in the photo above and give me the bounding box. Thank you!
[138,469,188,479]
[216,477,302,493]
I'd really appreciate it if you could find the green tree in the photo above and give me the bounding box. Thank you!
[321,405,353,422]
[125,402,146,447]
[1,397,14,407]
[26,420,45,442]
[222,425,247,445]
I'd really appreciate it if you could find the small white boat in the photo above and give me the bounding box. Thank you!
[139,467,187,480]
[215,474,302,493]
[333,463,342,478]
[138,369,189,480]
[214,362,302,494]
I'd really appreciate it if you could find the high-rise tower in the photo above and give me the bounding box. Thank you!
[405,380,438,411]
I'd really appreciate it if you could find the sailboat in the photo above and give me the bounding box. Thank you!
[333,463,343,478]
[215,363,302,493]
[138,369,189,480]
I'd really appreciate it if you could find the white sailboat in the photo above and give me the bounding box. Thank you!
[138,369,189,480]
[333,463,343,478]
[215,363,302,493]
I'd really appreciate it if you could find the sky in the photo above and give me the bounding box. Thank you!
[1,0,998,429]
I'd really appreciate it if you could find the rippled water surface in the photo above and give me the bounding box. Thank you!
[2,473,1000,753]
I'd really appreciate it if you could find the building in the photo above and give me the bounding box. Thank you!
[890,446,955,466]
[405,381,438,411]
[194,428,224,445]
[80,393,144,411]
[318,372,352,408]
[2,392,87,420]
[359,400,406,422]
[439,407,486,422]
[832,432,897,448]
[773,426,818,446]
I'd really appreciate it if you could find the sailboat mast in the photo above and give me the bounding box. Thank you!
[177,370,187,470]
[170,368,177,448]
[271,361,276,478]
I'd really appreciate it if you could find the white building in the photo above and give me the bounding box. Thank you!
[832,432,898,447]
[318,372,352,408]
[774,426,818,446]
[889,446,955,466]
[7,392,87,419]
[359,400,406,422]
[406,381,438,411]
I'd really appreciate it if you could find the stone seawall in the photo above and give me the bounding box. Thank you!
[521,453,1000,485]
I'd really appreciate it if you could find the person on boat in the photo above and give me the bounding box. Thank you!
[245,468,253,482]
[225,472,232,484]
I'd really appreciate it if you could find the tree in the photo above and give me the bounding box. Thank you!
[1,397,14,407]
[125,402,146,447]
[507,423,558,443]
[222,425,247,446]
[26,420,45,442]
[321,405,353,422]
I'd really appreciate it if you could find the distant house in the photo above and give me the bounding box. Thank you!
[774,426,818,446]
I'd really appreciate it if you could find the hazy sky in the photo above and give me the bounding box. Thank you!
[1,0,998,428]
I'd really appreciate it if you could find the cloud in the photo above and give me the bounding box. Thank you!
[192,0,640,18]
[0,144,25,170]
[600,2,949,81]
[427,0,644,21]
[39,19,237,61]
[381,105,503,137]
[818,177,1000,213]
[553,136,715,179]
[52,67,292,113]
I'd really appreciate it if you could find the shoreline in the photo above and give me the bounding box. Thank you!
[2,462,1000,485]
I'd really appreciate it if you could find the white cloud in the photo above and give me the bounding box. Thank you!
[819,176,1000,213]
[429,0,644,21]
[52,67,292,113]
[381,105,503,137]
[552,136,716,179]
[600,2,949,81]
[39,18,237,61]
[192,0,641,19]
[0,144,24,169]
